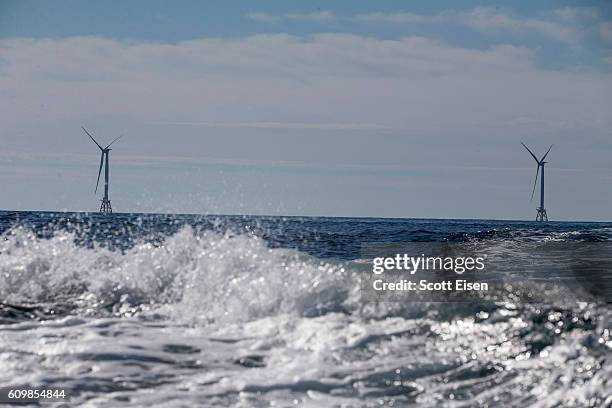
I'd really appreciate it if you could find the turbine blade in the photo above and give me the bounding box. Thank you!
[82,126,103,150]
[105,135,122,149]
[530,166,540,202]
[521,142,539,163]
[95,152,104,194]
[540,144,553,162]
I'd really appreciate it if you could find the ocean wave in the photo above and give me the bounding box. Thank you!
[0,226,358,324]
[1,225,609,324]
[453,226,612,243]
[1,223,611,406]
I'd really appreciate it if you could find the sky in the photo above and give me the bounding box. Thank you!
[0,1,611,220]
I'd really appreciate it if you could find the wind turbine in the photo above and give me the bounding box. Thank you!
[83,127,122,213]
[521,142,552,221]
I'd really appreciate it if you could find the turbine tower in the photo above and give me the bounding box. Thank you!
[521,142,552,221]
[83,127,122,213]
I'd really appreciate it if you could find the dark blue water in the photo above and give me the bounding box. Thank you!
[0,211,610,407]
[1,210,610,259]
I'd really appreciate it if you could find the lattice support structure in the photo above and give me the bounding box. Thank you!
[100,198,112,213]
[536,207,548,221]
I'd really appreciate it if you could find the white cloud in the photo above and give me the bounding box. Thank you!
[251,7,591,45]
[245,12,278,23]
[0,33,610,137]
[246,11,336,23]
[153,121,384,130]
[348,7,590,44]
[0,34,536,83]
[554,7,601,22]
[349,12,439,24]
[456,7,581,44]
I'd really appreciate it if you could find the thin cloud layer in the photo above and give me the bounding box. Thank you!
[247,7,612,46]
[455,7,580,44]
[246,11,336,23]
[0,34,536,81]
[1,33,610,134]
[153,121,385,130]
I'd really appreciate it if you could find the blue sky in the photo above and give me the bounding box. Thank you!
[1,1,611,220]
[1,1,610,39]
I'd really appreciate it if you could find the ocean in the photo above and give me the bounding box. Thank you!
[0,211,610,407]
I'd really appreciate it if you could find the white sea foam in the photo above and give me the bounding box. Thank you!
[0,226,356,324]
[0,226,610,407]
